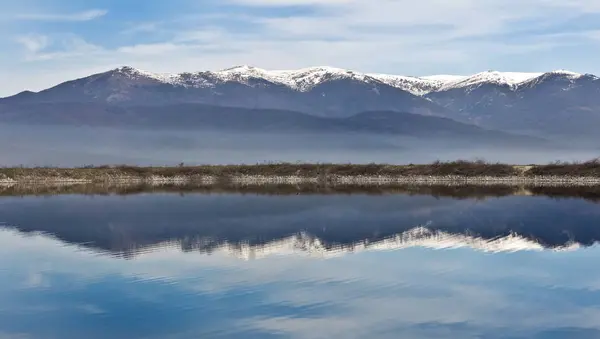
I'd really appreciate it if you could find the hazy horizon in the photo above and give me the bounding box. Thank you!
[1,124,598,167]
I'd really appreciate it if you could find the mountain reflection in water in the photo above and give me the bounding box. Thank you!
[1,184,600,257]
[1,186,600,339]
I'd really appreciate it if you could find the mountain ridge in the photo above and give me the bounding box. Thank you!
[2,65,590,98]
[1,65,599,138]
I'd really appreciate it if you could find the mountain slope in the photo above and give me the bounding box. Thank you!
[0,102,543,147]
[426,71,600,136]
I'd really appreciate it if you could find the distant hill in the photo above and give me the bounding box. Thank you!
[0,102,542,146]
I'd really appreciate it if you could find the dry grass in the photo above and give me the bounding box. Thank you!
[0,160,521,180]
[1,158,600,182]
[525,158,600,177]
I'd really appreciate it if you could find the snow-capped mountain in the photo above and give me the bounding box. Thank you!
[364,73,446,95]
[109,65,418,94]
[517,70,594,90]
[375,69,592,94]
[4,64,593,98]
[438,71,541,91]
[100,66,592,96]
[107,65,430,94]
[0,65,449,118]
[1,65,599,138]
[424,69,600,136]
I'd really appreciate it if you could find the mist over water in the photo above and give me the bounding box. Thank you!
[1,124,598,166]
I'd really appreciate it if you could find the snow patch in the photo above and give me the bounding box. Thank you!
[108,66,590,96]
[437,71,544,91]
[420,74,467,82]
[547,69,584,78]
[367,73,445,95]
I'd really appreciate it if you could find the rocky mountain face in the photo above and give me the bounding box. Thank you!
[1,65,599,138]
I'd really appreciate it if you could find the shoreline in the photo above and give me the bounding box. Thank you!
[2,174,600,187]
[1,161,600,186]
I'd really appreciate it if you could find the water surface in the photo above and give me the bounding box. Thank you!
[1,188,600,338]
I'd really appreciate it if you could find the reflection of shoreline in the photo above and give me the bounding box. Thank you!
[1,182,600,202]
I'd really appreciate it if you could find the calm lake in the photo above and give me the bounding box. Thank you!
[1,186,600,338]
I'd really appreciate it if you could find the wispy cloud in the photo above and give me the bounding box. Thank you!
[16,9,107,22]
[117,43,182,55]
[120,22,162,36]
[14,34,49,53]
[15,34,102,61]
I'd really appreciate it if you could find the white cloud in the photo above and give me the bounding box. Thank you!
[16,35,102,61]
[117,43,183,55]
[15,9,107,22]
[120,22,162,35]
[14,34,49,53]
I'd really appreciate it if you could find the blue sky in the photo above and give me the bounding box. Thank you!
[2,0,600,96]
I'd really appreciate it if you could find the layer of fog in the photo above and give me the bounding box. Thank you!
[1,124,599,167]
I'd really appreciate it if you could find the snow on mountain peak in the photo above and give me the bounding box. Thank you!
[103,66,593,95]
[113,65,154,76]
[547,69,583,78]
[112,66,181,84]
[217,66,375,91]
[516,69,588,89]
[548,69,582,77]
[437,70,544,92]
[270,66,376,91]
[366,73,446,96]
[420,74,467,82]
[217,65,269,77]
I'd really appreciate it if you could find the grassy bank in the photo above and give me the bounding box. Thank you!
[1,159,600,184]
